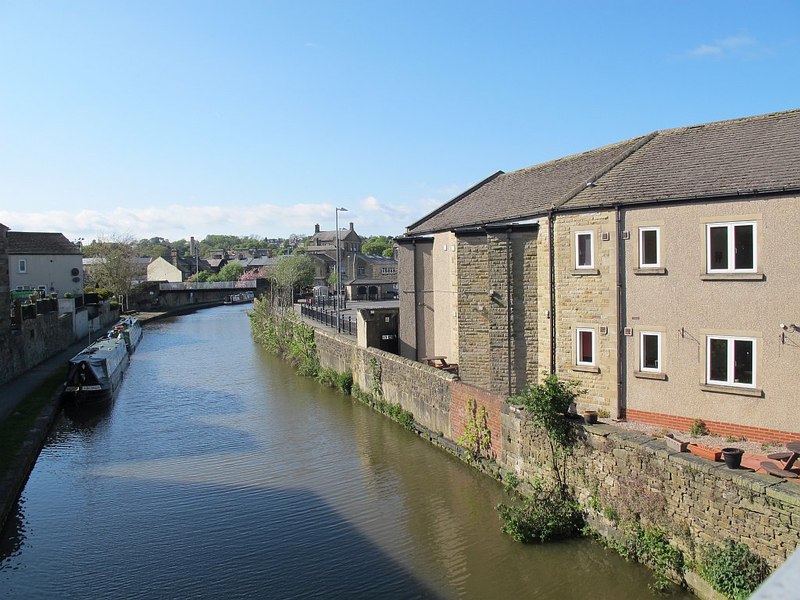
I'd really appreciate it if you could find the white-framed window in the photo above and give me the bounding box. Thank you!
[707,222,756,273]
[706,335,755,388]
[18,259,27,273]
[640,331,661,372]
[639,227,660,268]
[576,328,596,366]
[575,231,594,269]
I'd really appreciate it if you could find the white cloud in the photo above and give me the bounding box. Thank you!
[0,197,431,243]
[688,34,760,58]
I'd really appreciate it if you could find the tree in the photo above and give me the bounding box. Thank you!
[270,255,314,306]
[362,235,394,257]
[214,262,245,282]
[85,234,139,299]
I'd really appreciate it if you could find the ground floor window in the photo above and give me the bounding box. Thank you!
[707,335,755,387]
[640,331,661,372]
[576,328,595,366]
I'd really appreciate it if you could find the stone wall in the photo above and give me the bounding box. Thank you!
[308,324,799,576]
[0,311,74,386]
[553,211,618,415]
[0,224,9,333]
[315,329,454,437]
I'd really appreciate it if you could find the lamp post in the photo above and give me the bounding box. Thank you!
[335,206,348,332]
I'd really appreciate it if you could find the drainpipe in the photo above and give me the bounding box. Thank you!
[506,227,513,397]
[548,211,557,374]
[615,205,626,420]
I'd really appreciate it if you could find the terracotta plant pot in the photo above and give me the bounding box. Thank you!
[664,434,689,452]
[722,447,744,469]
[688,443,722,462]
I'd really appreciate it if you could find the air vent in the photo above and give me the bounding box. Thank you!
[623,327,633,336]
[599,325,608,335]
[601,231,610,241]
[621,231,630,240]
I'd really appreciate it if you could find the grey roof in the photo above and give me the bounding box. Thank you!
[359,254,397,264]
[407,109,800,235]
[567,109,800,209]
[248,256,281,267]
[7,232,81,255]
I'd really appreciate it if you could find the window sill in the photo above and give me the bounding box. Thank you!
[571,268,600,276]
[572,365,600,374]
[634,371,667,380]
[633,267,667,276]
[700,384,763,398]
[700,272,765,282]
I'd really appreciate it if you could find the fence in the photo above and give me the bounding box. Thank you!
[300,304,356,336]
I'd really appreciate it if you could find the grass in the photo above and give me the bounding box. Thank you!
[0,367,65,475]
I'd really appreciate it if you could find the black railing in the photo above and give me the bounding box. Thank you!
[300,304,356,336]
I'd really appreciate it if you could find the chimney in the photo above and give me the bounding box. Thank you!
[349,222,354,231]
[315,224,320,234]
[190,236,196,256]
[171,248,179,267]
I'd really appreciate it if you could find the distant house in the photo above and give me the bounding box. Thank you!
[345,254,399,300]
[147,248,207,282]
[7,230,83,297]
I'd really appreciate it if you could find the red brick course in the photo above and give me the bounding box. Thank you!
[626,409,800,444]
[451,381,505,458]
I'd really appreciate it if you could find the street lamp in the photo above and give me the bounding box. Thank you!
[335,206,348,332]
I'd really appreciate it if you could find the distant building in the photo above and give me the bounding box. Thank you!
[7,230,83,297]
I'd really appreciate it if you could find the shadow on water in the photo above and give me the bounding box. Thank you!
[1,479,442,600]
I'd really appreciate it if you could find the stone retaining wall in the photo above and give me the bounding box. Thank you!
[312,324,800,575]
[0,312,74,386]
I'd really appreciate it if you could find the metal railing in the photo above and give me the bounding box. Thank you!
[300,304,356,336]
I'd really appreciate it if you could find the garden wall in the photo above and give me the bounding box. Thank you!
[0,312,74,386]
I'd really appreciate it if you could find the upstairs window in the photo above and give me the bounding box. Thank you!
[639,227,660,268]
[707,222,756,273]
[575,232,594,269]
[18,259,27,273]
[576,328,596,366]
[707,336,755,388]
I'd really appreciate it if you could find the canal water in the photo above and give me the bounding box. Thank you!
[0,306,690,599]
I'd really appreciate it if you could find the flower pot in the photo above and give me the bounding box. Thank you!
[664,434,689,452]
[688,443,722,462]
[583,410,598,424]
[722,447,744,469]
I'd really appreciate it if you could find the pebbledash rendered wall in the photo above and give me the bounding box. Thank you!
[314,327,800,571]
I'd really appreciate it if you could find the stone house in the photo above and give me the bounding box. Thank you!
[306,222,364,289]
[398,109,800,440]
[345,254,399,300]
[7,230,84,297]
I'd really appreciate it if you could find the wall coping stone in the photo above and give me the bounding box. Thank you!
[641,439,677,460]
[765,482,800,507]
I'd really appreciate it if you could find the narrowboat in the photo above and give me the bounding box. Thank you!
[107,315,144,354]
[223,291,255,305]
[62,337,130,405]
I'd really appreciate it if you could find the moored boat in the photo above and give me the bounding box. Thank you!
[107,315,144,354]
[62,337,130,405]
[223,291,255,305]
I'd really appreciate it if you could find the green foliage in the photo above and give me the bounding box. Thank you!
[503,472,520,495]
[362,235,394,257]
[457,398,493,460]
[369,358,383,399]
[698,541,770,600]
[193,270,211,282]
[249,296,318,377]
[270,255,315,306]
[510,373,583,489]
[497,480,583,543]
[351,383,415,431]
[212,262,245,282]
[317,368,353,395]
[690,419,709,436]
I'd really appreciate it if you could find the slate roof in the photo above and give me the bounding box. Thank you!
[406,109,800,235]
[7,232,81,255]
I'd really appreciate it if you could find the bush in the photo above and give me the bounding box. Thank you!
[497,481,583,543]
[699,541,770,600]
[690,418,709,436]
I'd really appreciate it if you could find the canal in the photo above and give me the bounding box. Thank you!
[0,306,690,598]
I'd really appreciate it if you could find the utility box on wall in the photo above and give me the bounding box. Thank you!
[357,308,399,354]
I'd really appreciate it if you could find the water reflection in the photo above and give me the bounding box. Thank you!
[0,306,690,599]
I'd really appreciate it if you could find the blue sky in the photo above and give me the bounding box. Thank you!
[1,1,798,243]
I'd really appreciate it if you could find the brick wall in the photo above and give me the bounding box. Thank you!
[451,381,505,459]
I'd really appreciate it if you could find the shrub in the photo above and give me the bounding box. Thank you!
[690,418,709,436]
[497,480,583,543]
[699,541,770,600]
